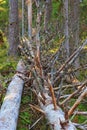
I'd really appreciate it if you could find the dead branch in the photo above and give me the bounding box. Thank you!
[68,88,87,116]
[61,80,87,106]
[53,39,87,85]
[29,115,43,130]
[29,104,45,114]
[74,111,87,115]
[48,79,58,110]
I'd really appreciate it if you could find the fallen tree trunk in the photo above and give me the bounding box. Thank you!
[38,87,76,130]
[0,60,25,130]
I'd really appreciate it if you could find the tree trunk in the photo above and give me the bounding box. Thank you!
[0,60,25,130]
[44,0,52,32]
[22,0,24,36]
[8,0,19,56]
[63,0,69,60]
[69,0,80,68]
[27,0,32,39]
[39,93,76,130]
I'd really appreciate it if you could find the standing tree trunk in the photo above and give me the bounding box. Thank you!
[27,0,32,40]
[8,0,19,56]
[74,0,80,69]
[63,0,69,59]
[22,0,24,36]
[44,0,52,32]
[69,0,80,68]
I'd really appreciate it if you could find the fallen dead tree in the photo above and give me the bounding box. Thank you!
[19,35,87,130]
[20,37,77,129]
[0,39,86,129]
[0,60,25,130]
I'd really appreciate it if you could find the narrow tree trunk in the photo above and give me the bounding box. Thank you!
[73,0,80,69]
[8,0,19,56]
[69,0,80,68]
[63,0,69,59]
[44,0,52,32]
[22,0,24,36]
[27,0,32,39]
[0,60,25,130]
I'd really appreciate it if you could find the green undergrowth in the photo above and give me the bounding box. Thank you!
[0,0,9,32]
[0,40,19,88]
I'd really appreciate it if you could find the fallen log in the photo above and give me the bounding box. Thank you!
[0,60,25,130]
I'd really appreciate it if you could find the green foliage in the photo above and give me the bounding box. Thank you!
[21,95,31,104]
[80,1,87,39]
[17,107,31,130]
[20,111,31,124]
[78,70,87,81]
[80,0,87,6]
[0,45,17,72]
[0,0,9,32]
[0,38,19,88]
[52,1,62,18]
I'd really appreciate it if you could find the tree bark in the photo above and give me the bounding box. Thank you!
[22,0,24,36]
[27,0,32,39]
[39,93,76,130]
[69,0,80,68]
[63,0,69,59]
[44,0,52,32]
[8,0,19,56]
[0,60,25,130]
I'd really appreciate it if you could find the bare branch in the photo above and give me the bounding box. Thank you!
[48,79,58,110]
[61,80,87,106]
[68,88,87,116]
[29,104,45,114]
[53,39,87,85]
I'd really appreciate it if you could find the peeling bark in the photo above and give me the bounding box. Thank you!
[0,60,25,130]
[39,93,76,130]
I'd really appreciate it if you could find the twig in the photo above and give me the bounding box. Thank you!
[56,78,64,104]
[29,104,45,114]
[54,83,81,91]
[74,111,87,115]
[29,115,43,130]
